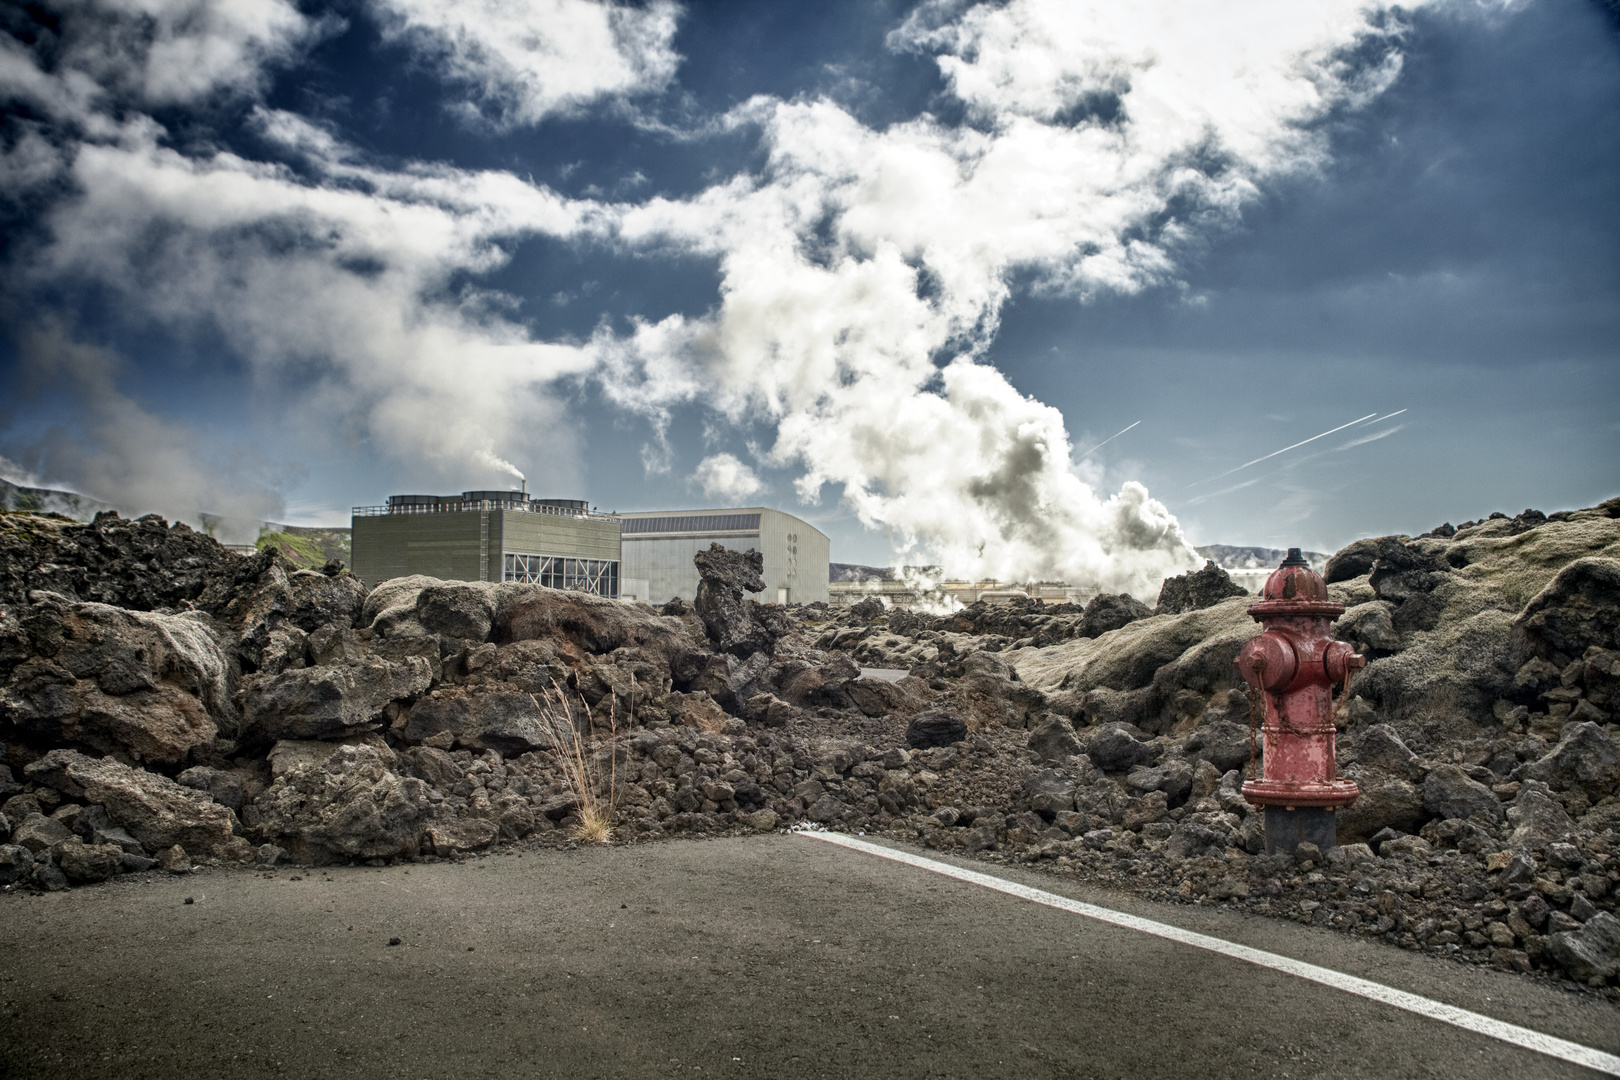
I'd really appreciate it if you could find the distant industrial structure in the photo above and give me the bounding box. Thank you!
[616,507,829,606]
[350,491,621,594]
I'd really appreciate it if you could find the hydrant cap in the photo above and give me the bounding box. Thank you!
[1248,549,1343,617]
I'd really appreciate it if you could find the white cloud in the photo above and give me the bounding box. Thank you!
[3,0,1436,595]
[598,0,1428,593]
[372,0,682,127]
[691,453,763,502]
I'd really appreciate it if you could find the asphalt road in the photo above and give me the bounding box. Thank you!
[1,834,1615,1080]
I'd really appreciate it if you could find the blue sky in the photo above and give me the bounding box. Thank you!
[2,0,1616,589]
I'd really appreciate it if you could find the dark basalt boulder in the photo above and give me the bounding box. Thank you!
[905,711,967,749]
[1516,557,1620,667]
[692,544,784,659]
[1078,593,1153,639]
[1155,561,1248,616]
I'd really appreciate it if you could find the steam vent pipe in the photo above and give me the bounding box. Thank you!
[1235,548,1364,854]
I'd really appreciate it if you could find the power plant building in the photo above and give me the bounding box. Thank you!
[351,491,621,594]
[617,507,829,606]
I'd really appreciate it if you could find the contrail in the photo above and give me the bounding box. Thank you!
[1076,421,1141,461]
[1189,413,1378,487]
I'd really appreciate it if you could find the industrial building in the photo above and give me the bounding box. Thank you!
[351,491,621,594]
[616,507,829,606]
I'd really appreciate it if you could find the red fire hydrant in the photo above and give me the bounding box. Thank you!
[1235,548,1363,854]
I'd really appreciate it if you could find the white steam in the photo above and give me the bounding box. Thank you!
[1,0,1435,594]
[7,318,286,541]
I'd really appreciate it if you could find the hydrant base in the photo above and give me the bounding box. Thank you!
[1263,806,1337,855]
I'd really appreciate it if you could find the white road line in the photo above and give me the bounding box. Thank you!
[799,831,1620,1077]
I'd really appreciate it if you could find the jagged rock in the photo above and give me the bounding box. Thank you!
[1078,594,1154,638]
[0,810,8,841]
[1517,722,1620,797]
[68,804,143,855]
[1337,768,1425,842]
[214,549,365,668]
[905,711,967,749]
[251,742,432,864]
[239,656,432,742]
[692,544,784,659]
[1156,561,1247,616]
[1369,542,1453,613]
[12,812,72,853]
[686,650,773,712]
[22,749,248,861]
[0,843,32,884]
[1183,719,1252,774]
[847,597,885,622]
[267,735,397,778]
[402,687,567,755]
[1324,536,1406,585]
[502,586,699,666]
[1545,911,1620,981]
[843,676,921,719]
[157,844,190,873]
[1506,780,1575,848]
[1422,764,1504,824]
[1335,601,1401,654]
[1124,759,1194,805]
[0,510,241,611]
[1027,716,1081,761]
[1082,723,1155,773]
[1,598,230,762]
[399,746,464,789]
[425,818,499,855]
[1022,768,1077,817]
[1343,725,1425,782]
[1166,821,1233,860]
[177,766,248,813]
[742,693,799,729]
[55,837,123,883]
[1517,557,1620,666]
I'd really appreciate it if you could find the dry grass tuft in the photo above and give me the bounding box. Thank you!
[532,684,620,844]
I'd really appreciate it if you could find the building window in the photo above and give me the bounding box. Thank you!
[503,553,619,598]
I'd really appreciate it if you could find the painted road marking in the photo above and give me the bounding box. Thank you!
[799,830,1620,1077]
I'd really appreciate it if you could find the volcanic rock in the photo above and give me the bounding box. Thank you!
[1155,561,1248,616]
[251,742,432,864]
[1078,593,1154,638]
[402,687,567,755]
[23,749,248,861]
[55,837,123,883]
[1546,911,1620,981]
[1517,557,1620,666]
[1082,723,1155,773]
[1422,764,1504,824]
[905,711,967,749]
[239,656,432,742]
[1027,716,1082,761]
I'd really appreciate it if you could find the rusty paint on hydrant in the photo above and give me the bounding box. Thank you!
[1235,548,1362,850]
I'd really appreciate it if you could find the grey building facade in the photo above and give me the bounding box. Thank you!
[351,491,620,594]
[617,507,829,606]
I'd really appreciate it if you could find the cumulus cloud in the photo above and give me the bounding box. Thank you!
[598,0,1426,593]
[691,453,763,502]
[2,0,1436,595]
[372,0,682,127]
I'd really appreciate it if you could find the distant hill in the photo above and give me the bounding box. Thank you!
[0,477,112,520]
[1195,544,1329,571]
[256,526,351,569]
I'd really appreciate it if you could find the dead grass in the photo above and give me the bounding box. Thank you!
[532,684,620,844]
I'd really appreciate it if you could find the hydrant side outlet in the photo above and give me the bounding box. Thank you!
[1237,548,1362,853]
